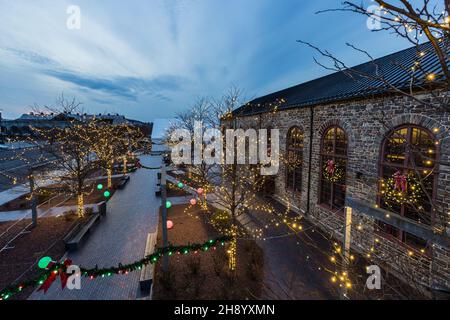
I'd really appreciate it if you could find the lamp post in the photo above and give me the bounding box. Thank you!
[341,205,352,299]
[160,160,169,271]
[29,171,38,228]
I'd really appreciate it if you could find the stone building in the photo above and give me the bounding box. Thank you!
[223,42,450,296]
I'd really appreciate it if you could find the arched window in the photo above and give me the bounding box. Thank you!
[319,126,348,210]
[286,127,304,193]
[378,125,437,248]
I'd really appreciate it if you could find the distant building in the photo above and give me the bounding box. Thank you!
[0,112,151,141]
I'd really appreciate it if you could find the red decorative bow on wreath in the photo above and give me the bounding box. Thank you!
[136,160,142,169]
[38,259,73,293]
[393,171,407,192]
[326,160,335,175]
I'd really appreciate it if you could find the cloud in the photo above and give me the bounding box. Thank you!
[43,69,186,101]
[2,48,58,66]
[0,0,414,122]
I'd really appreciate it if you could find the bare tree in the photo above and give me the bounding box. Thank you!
[31,92,84,115]
[166,97,218,189]
[309,0,450,111]
[212,86,247,124]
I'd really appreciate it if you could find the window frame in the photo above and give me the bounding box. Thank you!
[285,126,304,194]
[318,125,348,211]
[377,124,439,246]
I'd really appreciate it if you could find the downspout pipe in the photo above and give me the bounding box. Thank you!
[306,105,314,215]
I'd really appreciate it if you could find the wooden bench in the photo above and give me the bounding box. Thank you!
[63,213,101,251]
[139,232,157,292]
[116,176,130,190]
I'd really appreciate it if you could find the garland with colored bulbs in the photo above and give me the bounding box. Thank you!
[0,236,232,300]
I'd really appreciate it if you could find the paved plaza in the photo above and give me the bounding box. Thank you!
[29,155,161,300]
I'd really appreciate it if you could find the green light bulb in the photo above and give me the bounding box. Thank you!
[38,256,52,269]
[165,201,172,209]
[97,184,103,190]
[104,190,111,198]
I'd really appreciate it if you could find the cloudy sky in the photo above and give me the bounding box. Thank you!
[0,0,413,122]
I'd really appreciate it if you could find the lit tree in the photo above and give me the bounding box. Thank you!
[90,122,119,189]
[211,164,266,271]
[185,89,273,272]
[115,123,148,172]
[33,122,98,217]
[170,88,297,272]
[91,122,146,188]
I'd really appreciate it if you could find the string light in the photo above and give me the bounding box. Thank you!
[0,236,232,300]
[426,73,436,81]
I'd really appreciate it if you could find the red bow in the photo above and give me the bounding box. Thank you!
[38,259,73,293]
[326,160,335,175]
[393,171,407,192]
[136,161,142,169]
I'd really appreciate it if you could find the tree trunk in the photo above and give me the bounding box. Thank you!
[77,193,84,217]
[107,165,113,189]
[228,223,237,272]
[123,157,127,175]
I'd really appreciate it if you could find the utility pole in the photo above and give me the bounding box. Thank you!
[160,159,169,272]
[341,205,352,299]
[29,171,38,228]
[28,161,54,228]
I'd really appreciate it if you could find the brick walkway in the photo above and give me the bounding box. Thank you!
[29,155,161,300]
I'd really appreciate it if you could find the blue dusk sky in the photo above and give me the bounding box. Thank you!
[0,0,415,122]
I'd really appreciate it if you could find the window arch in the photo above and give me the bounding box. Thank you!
[286,127,304,193]
[378,125,438,248]
[319,126,348,210]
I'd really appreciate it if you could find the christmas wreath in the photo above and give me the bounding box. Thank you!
[322,159,345,183]
[380,171,423,206]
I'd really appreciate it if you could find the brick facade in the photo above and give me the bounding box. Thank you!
[224,93,450,295]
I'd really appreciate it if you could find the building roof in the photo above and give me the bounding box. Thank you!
[18,113,54,120]
[233,41,446,117]
[10,112,140,125]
